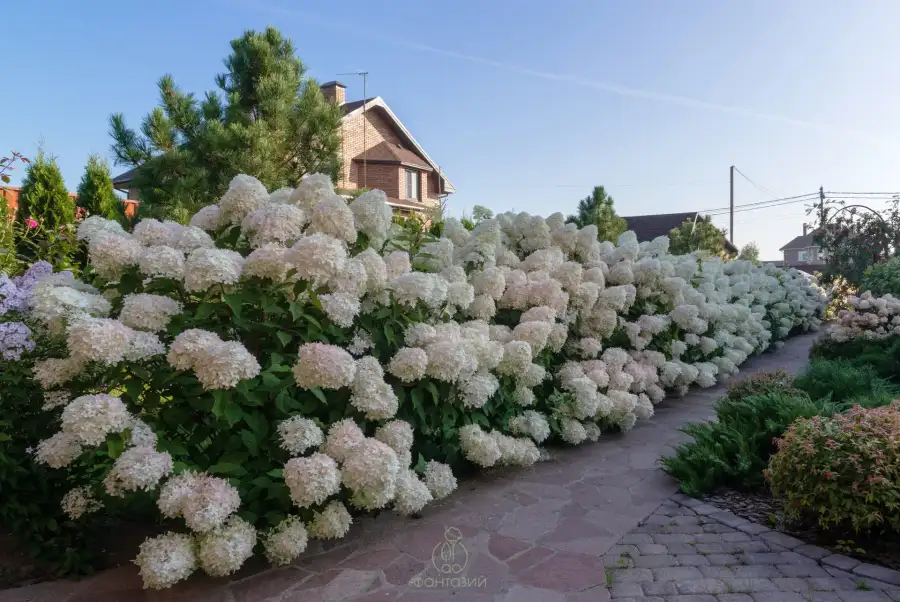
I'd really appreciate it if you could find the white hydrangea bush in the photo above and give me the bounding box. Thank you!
[828,290,900,342]
[11,173,825,588]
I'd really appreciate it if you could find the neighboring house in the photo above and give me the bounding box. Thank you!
[2,186,79,214]
[777,225,827,274]
[623,211,739,255]
[112,81,454,219]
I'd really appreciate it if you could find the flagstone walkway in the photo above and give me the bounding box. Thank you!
[0,333,819,602]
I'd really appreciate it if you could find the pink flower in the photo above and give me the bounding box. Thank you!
[25,219,38,229]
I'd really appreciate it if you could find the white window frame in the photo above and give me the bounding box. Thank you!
[405,169,419,201]
[797,250,809,262]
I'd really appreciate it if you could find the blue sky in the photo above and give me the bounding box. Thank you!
[4,1,899,258]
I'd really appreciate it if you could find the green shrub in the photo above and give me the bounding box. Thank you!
[810,337,900,385]
[793,359,897,405]
[859,257,900,298]
[766,402,900,533]
[725,369,796,401]
[661,389,839,495]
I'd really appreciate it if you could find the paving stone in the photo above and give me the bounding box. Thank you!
[772,577,812,592]
[732,566,783,579]
[670,596,719,602]
[612,598,664,602]
[521,552,607,592]
[672,494,702,508]
[807,577,857,592]
[697,543,732,554]
[709,512,749,529]
[759,532,806,550]
[826,568,859,581]
[739,553,785,565]
[693,504,722,516]
[721,533,751,543]
[823,555,862,572]
[716,595,754,602]
[502,585,567,602]
[703,524,734,534]
[853,564,900,587]
[700,566,736,579]
[633,555,679,569]
[643,581,678,596]
[638,543,670,555]
[721,579,778,593]
[653,567,705,581]
[749,593,807,602]
[736,523,771,536]
[672,515,704,525]
[611,582,646,598]
[679,555,712,567]
[706,554,739,566]
[777,564,832,578]
[612,569,654,583]
[610,545,641,559]
[665,524,706,535]
[794,544,832,560]
[668,543,703,555]
[654,534,697,544]
[678,579,729,595]
[620,534,655,545]
[696,533,729,544]
[835,591,892,602]
[567,586,614,602]
[732,542,771,554]
[779,551,820,565]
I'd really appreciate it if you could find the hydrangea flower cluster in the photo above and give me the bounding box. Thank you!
[4,173,827,590]
[829,290,900,342]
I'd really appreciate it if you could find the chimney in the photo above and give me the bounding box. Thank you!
[321,81,346,105]
[803,224,808,236]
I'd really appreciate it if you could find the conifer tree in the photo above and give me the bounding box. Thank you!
[16,151,73,230]
[76,154,122,220]
[110,27,343,221]
[668,216,728,256]
[567,186,628,243]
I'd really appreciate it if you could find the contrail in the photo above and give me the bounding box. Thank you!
[229,0,893,150]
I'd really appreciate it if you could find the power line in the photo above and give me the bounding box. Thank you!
[733,166,777,198]
[825,191,900,196]
[700,192,819,215]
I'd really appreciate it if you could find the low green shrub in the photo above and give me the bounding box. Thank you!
[793,359,897,405]
[661,387,840,496]
[859,257,900,298]
[810,337,900,386]
[766,402,900,533]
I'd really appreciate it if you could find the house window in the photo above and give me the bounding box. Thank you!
[797,250,809,262]
[405,169,419,201]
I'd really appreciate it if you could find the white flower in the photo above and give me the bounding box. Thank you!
[184,248,244,292]
[288,233,348,285]
[388,347,428,382]
[174,226,216,254]
[322,418,365,463]
[512,321,552,354]
[134,532,197,589]
[158,472,241,533]
[347,330,373,355]
[127,418,158,448]
[35,431,83,468]
[243,244,291,282]
[393,469,433,515]
[138,245,186,280]
[61,486,103,519]
[508,410,551,443]
[264,516,308,565]
[458,424,501,468]
[560,418,587,445]
[307,194,357,244]
[190,205,222,232]
[219,174,269,226]
[278,416,324,456]
[497,341,532,375]
[61,394,130,446]
[33,356,84,390]
[66,316,135,365]
[308,500,353,539]
[192,340,261,390]
[319,292,361,328]
[104,446,173,496]
[119,294,182,333]
[241,203,307,247]
[513,385,535,407]
[289,173,335,211]
[42,390,70,410]
[424,461,457,499]
[341,438,400,510]
[134,219,180,247]
[284,453,342,508]
[350,189,393,245]
[491,431,540,466]
[375,420,414,455]
[351,356,399,420]
[77,215,128,243]
[197,516,257,577]
[355,248,389,293]
[88,234,143,280]
[384,251,411,279]
[328,258,368,297]
[459,372,499,408]
[425,339,477,383]
[293,343,356,390]
[390,273,448,308]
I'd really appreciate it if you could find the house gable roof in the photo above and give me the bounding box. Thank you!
[354,141,432,171]
[779,233,818,251]
[342,97,454,194]
[623,211,739,254]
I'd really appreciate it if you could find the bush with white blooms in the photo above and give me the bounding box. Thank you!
[0,173,826,588]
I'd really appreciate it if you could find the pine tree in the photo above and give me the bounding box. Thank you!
[668,216,728,256]
[566,186,628,243]
[109,27,343,221]
[738,242,761,264]
[17,151,74,230]
[76,154,121,220]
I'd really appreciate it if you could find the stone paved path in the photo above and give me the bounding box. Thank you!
[607,495,900,602]
[0,333,819,602]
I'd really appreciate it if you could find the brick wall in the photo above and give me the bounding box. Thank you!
[338,107,441,209]
[2,186,137,219]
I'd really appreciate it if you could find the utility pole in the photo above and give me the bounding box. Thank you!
[729,165,735,243]
[338,71,369,187]
[819,186,825,226]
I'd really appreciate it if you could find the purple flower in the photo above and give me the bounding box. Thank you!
[0,321,35,361]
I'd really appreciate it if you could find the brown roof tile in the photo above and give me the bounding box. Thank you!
[354,141,432,170]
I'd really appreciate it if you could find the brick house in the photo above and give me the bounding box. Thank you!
[774,224,827,274]
[112,81,454,219]
[623,210,739,255]
[2,186,79,214]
